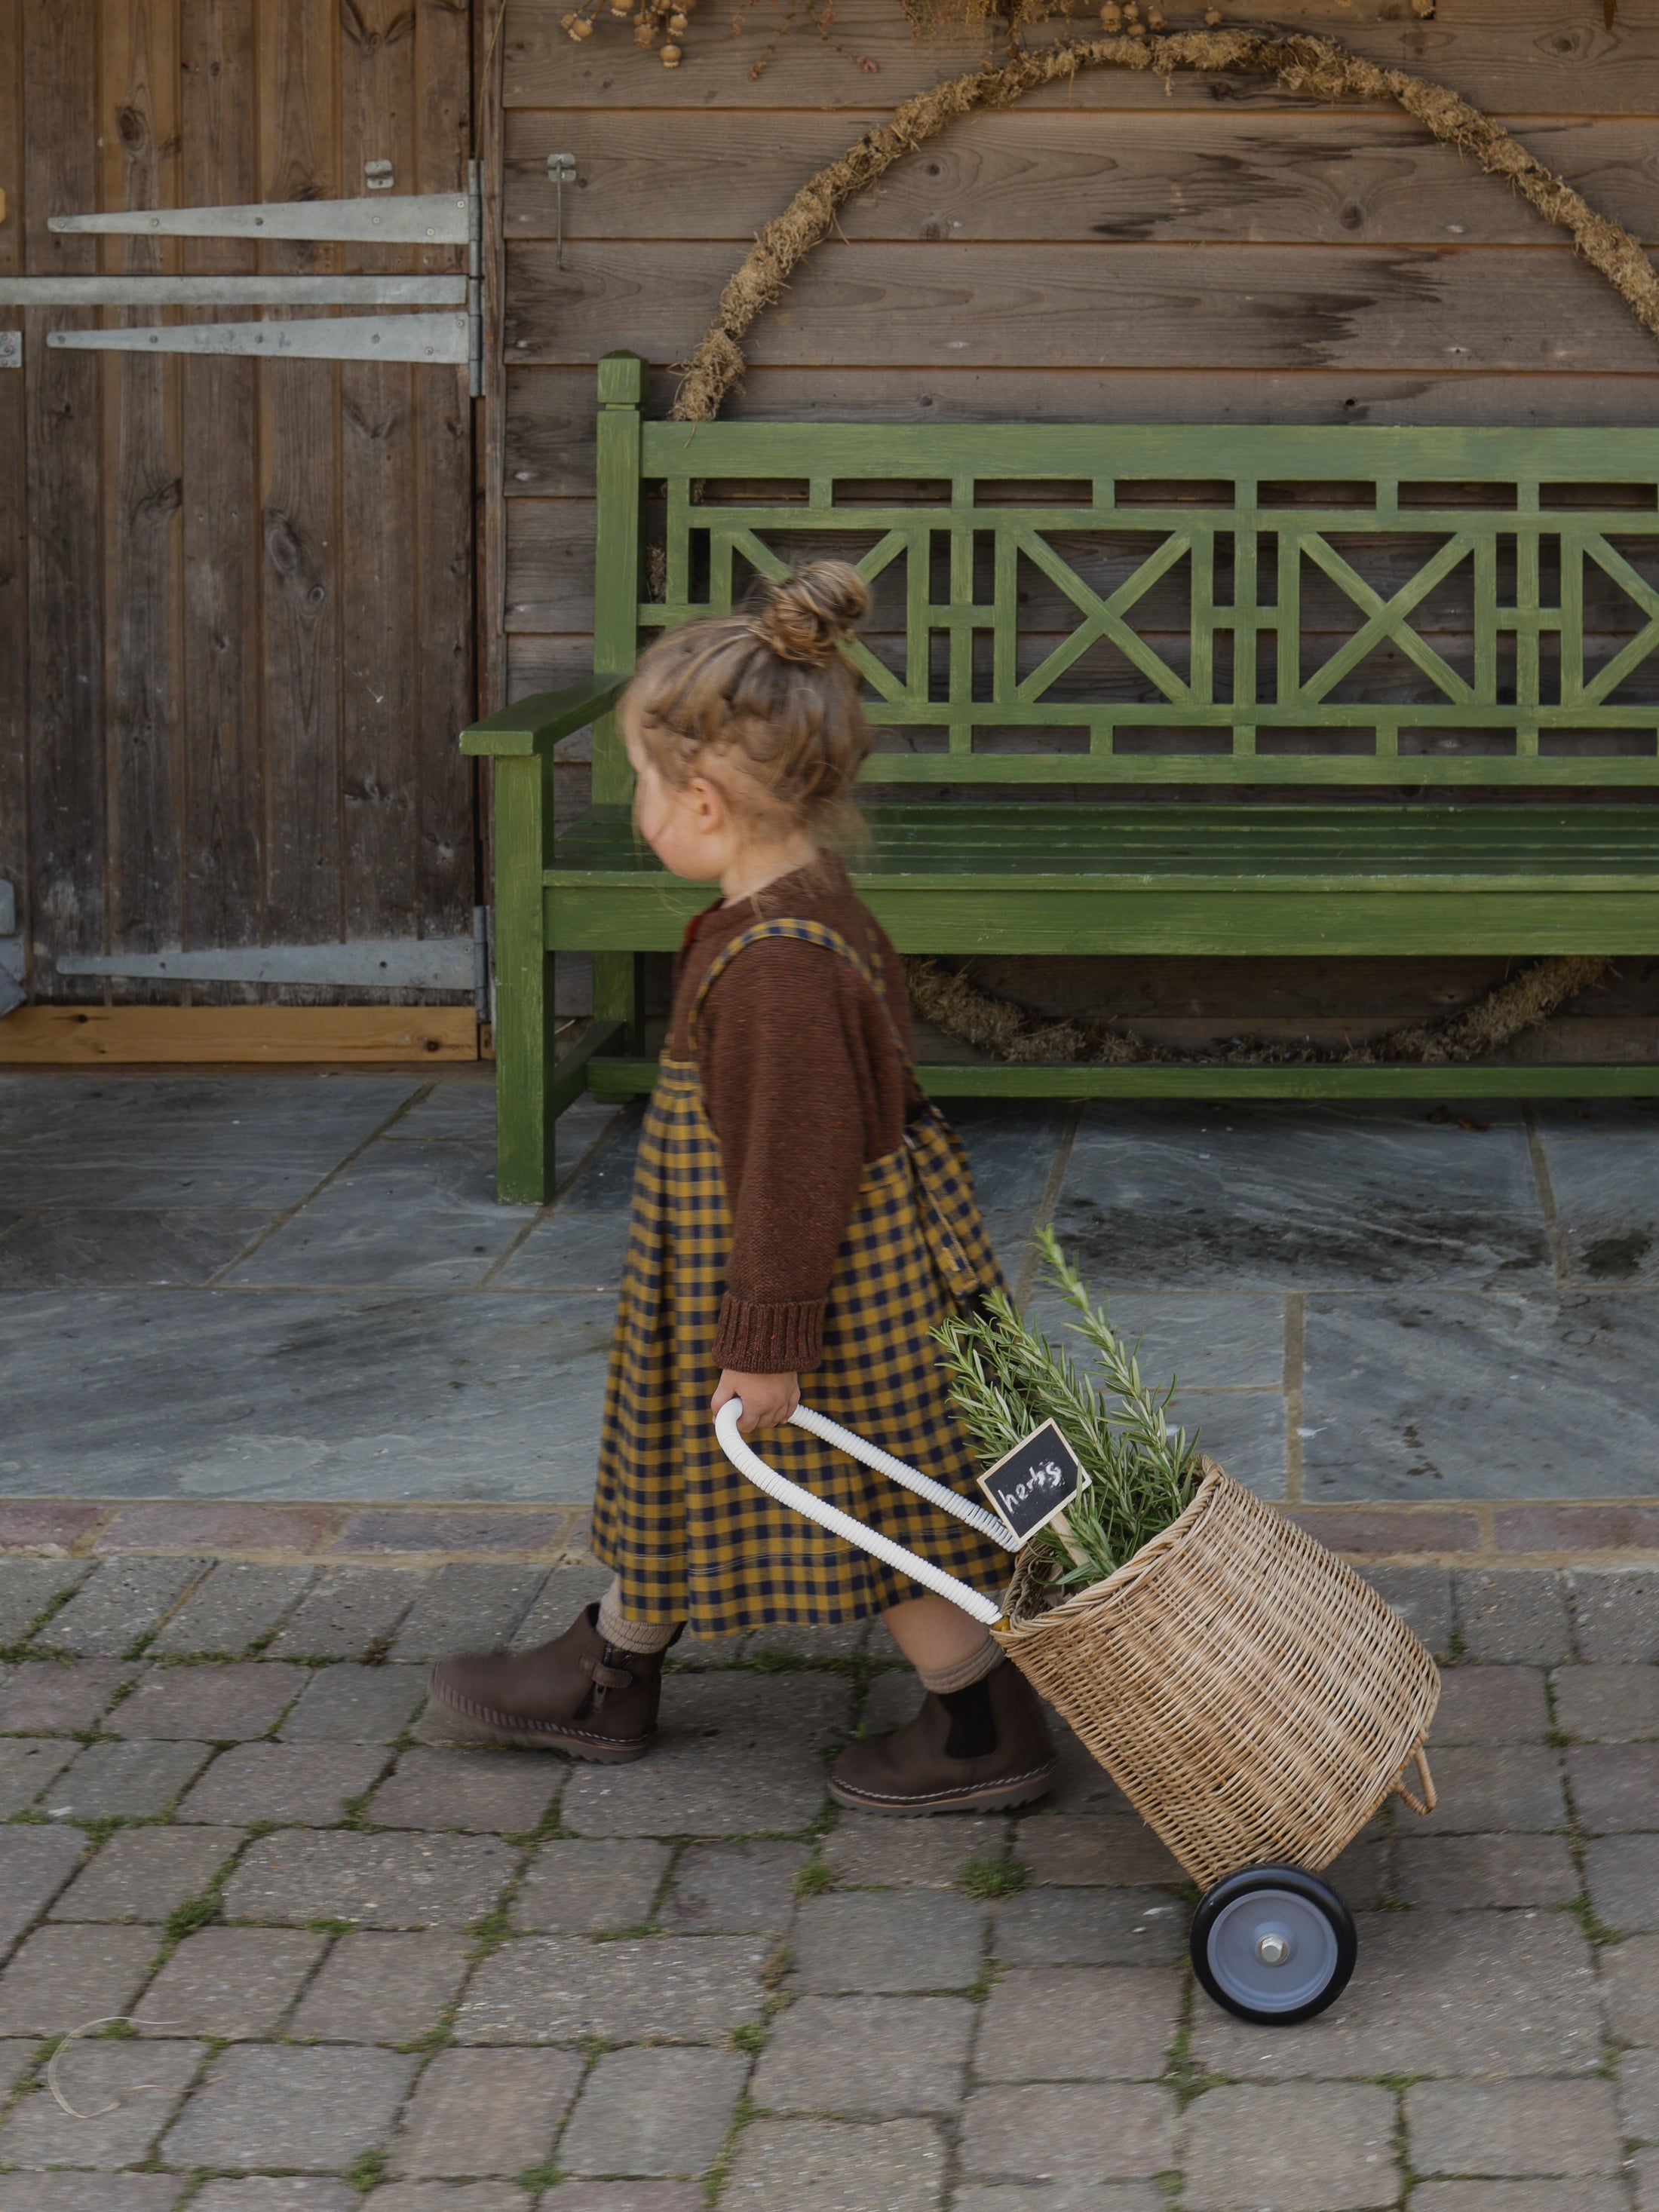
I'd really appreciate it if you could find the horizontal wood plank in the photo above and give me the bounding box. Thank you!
[0,1005,479,1063]
[507,366,1659,496]
[512,239,1659,374]
[511,112,1659,247]
[549,879,1659,954]
[507,0,1659,115]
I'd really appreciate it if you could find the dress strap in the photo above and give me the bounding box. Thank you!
[688,915,907,1064]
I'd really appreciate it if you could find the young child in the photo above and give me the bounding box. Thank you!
[431,562,1055,1814]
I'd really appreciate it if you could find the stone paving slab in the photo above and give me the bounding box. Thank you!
[6,1074,1659,1518]
[0,2177,192,2210]
[0,1551,1647,2203]
[49,1738,215,1818]
[160,2044,419,2170]
[559,2046,748,2178]
[1305,1288,1659,1503]
[222,1144,532,1291]
[453,1935,771,2045]
[752,1993,975,2117]
[1055,1099,1551,1291]
[149,1564,317,1656]
[390,1564,550,1663]
[290,1929,472,2045]
[367,1747,563,1834]
[136,1926,329,2039]
[109,1661,309,1740]
[0,1824,96,1942]
[722,2116,949,2211]
[0,1074,420,1209]
[10,1500,1659,1576]
[0,1289,616,1503]
[222,1830,519,1929]
[388,2045,583,2178]
[49,1825,244,1924]
[0,2036,205,2170]
[37,1557,210,1656]
[0,1556,88,1641]
[511,1839,669,1935]
[278,1663,430,1742]
[0,1207,268,1290]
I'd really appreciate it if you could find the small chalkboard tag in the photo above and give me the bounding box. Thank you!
[976,1420,1089,1548]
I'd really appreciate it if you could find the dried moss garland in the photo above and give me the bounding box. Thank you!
[672,26,1659,424]
[667,32,1639,1068]
[907,953,1612,1068]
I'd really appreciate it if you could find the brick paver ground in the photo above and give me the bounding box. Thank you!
[0,1557,1644,2205]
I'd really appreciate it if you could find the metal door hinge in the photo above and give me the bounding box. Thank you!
[57,935,480,994]
[0,333,17,370]
[14,176,486,394]
[48,314,468,366]
[0,881,23,1019]
[5,275,465,308]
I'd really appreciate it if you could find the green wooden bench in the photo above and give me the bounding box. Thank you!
[464,351,1659,1203]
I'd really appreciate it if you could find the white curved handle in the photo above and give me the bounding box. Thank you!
[714,1398,1006,1625]
[787,1402,1019,1549]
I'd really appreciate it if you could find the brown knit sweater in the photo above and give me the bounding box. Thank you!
[667,854,919,1376]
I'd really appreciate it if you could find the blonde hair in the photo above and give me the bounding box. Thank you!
[624,561,873,846]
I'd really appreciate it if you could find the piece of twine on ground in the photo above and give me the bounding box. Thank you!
[670,26,1659,425]
[667,24,1640,1068]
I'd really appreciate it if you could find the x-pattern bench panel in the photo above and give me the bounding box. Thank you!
[633,422,1659,787]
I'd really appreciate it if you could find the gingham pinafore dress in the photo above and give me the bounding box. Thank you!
[590,915,1014,1634]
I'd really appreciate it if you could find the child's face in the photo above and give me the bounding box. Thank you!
[624,707,728,884]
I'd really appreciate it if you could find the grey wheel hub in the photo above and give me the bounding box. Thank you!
[1203,1886,1341,2015]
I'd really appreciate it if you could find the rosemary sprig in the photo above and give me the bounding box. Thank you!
[934,1226,1201,1585]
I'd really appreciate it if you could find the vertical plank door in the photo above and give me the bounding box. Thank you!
[0,0,482,1023]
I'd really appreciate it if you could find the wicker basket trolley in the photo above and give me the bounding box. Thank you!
[716,1400,1440,2025]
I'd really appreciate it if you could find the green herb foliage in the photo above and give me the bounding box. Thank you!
[933,1226,1201,1586]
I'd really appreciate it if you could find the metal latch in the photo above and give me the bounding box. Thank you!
[0,880,23,1019]
[55,918,491,1007]
[0,333,17,371]
[549,154,576,271]
[4,171,486,396]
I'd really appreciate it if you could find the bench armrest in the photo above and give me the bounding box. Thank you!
[459,676,626,758]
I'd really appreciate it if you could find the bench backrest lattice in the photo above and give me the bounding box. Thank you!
[593,355,1659,795]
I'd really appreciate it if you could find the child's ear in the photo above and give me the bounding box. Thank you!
[685,775,725,832]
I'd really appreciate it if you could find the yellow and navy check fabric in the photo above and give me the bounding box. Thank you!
[590,915,1013,1634]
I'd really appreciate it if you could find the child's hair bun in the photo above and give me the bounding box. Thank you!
[752,562,870,667]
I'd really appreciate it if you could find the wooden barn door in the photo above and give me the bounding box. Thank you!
[0,0,482,1052]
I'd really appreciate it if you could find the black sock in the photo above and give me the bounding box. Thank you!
[941,1675,997,1759]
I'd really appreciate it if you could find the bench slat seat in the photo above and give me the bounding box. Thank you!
[546,805,1659,960]
[465,352,1659,1200]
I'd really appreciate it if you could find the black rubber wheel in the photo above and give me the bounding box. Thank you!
[1190,1864,1357,2026]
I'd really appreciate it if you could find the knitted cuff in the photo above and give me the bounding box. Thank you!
[915,1634,1002,1696]
[597,1582,681,1655]
[713,1293,824,1374]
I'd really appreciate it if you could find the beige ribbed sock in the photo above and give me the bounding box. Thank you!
[597,1580,680,1656]
[914,1634,1001,1696]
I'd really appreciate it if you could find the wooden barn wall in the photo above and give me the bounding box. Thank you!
[0,0,477,1008]
[511,0,1659,1050]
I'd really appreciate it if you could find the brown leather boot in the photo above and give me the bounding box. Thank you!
[830,1658,1056,1815]
[426,1604,671,1763]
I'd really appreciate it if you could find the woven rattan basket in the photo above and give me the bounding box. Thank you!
[995,1457,1441,1892]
